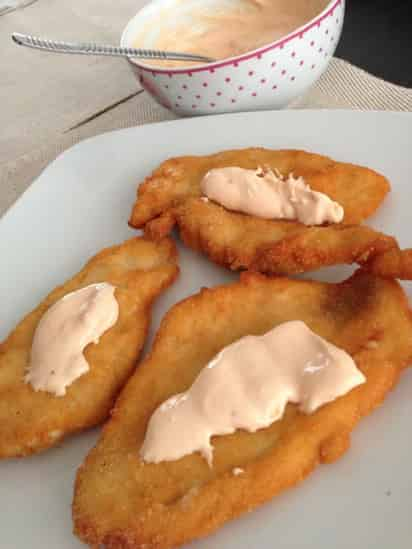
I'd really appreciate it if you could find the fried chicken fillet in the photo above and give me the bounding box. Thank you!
[73,270,412,549]
[129,148,398,275]
[0,237,178,459]
[127,148,412,277]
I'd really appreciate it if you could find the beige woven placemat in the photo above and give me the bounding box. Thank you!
[1,54,412,218]
[0,0,140,164]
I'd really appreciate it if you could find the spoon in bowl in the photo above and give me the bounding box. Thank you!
[11,32,215,64]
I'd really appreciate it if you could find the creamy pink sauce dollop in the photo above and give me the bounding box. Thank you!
[141,321,365,466]
[25,283,118,397]
[201,166,344,225]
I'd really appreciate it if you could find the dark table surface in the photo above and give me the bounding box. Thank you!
[336,0,411,88]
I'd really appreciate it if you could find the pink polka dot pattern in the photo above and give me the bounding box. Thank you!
[132,0,343,114]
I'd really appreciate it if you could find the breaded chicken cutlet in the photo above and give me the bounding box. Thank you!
[128,148,412,278]
[73,269,412,549]
[127,148,412,277]
[0,237,178,458]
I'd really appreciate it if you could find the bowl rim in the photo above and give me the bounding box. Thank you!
[120,0,343,75]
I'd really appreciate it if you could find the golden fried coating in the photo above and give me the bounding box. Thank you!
[156,198,401,275]
[0,237,178,459]
[365,247,412,279]
[130,148,390,227]
[128,148,398,276]
[73,270,412,549]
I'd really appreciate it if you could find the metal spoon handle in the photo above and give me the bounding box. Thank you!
[11,32,214,63]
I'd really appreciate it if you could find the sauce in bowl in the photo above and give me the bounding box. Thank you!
[133,0,330,67]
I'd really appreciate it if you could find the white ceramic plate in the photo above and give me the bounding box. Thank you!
[1,110,411,549]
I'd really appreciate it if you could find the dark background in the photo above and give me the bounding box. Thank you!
[336,0,411,87]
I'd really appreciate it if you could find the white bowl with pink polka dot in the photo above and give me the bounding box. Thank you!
[121,0,345,116]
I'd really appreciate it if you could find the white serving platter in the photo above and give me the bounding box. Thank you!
[1,110,411,548]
